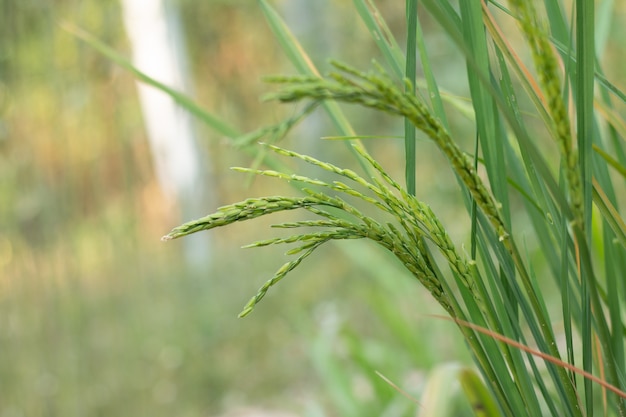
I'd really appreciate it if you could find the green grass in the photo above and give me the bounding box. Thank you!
[42,0,626,415]
[158,1,626,415]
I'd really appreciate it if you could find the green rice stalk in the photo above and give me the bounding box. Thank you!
[162,144,494,318]
[507,0,582,227]
[265,64,587,413]
[266,62,508,242]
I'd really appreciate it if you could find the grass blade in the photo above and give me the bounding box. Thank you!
[592,179,626,250]
[352,0,405,78]
[257,0,375,178]
[63,24,240,139]
[445,316,626,400]
[405,0,417,196]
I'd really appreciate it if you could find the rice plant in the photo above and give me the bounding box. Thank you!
[151,0,626,415]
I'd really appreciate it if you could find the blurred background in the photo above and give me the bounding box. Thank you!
[1,1,624,416]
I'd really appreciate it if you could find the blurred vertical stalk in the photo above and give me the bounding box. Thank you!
[121,0,213,268]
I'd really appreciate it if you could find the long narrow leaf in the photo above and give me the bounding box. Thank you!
[352,0,405,78]
[63,24,240,138]
[405,0,417,196]
[257,0,376,179]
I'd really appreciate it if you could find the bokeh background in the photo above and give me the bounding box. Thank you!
[2,1,625,416]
